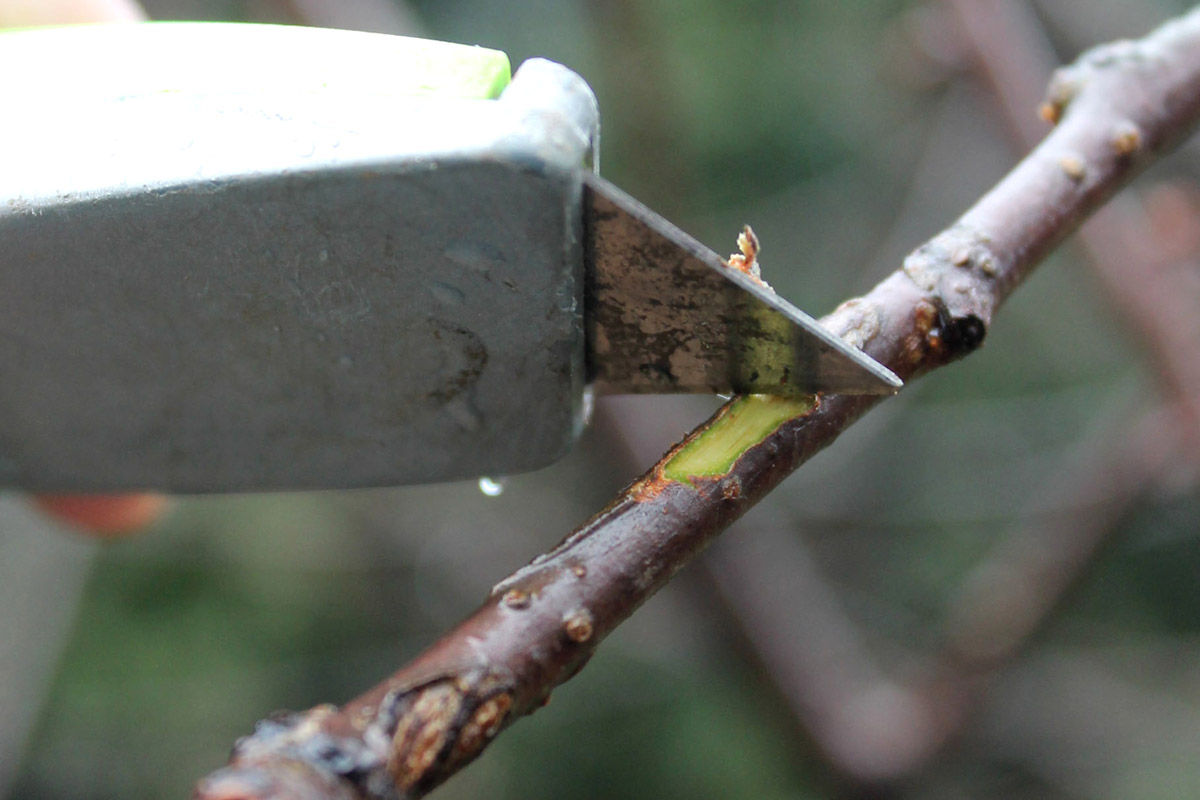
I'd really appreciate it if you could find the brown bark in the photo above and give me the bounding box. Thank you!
[194,10,1200,800]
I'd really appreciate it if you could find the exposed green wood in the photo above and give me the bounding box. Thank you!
[663,394,815,483]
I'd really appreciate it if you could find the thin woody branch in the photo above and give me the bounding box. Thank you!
[704,3,1200,786]
[950,0,1200,442]
[194,10,1200,800]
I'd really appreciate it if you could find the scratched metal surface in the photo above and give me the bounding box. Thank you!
[585,174,900,396]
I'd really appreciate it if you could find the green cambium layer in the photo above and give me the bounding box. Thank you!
[663,394,815,484]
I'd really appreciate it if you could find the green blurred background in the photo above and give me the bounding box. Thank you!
[4,0,1200,798]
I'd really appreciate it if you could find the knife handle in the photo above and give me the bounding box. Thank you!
[0,23,601,491]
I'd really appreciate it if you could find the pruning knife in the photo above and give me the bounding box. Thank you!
[0,23,900,492]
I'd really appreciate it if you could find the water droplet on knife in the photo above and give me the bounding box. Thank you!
[581,386,595,426]
[478,476,506,497]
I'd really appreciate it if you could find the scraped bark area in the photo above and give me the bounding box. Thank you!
[194,10,1200,800]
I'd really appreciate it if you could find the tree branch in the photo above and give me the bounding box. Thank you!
[193,10,1200,800]
[950,0,1200,446]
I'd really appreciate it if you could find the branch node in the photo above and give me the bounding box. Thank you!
[388,682,462,793]
[1039,69,1079,124]
[902,224,998,336]
[929,301,987,360]
[720,474,744,501]
[1059,152,1088,181]
[1111,120,1143,155]
[502,588,532,609]
[562,608,595,643]
[198,705,393,800]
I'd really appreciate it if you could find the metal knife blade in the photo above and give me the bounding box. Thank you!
[584,174,901,396]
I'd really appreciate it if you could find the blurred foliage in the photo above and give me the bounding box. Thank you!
[6,1,1200,799]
